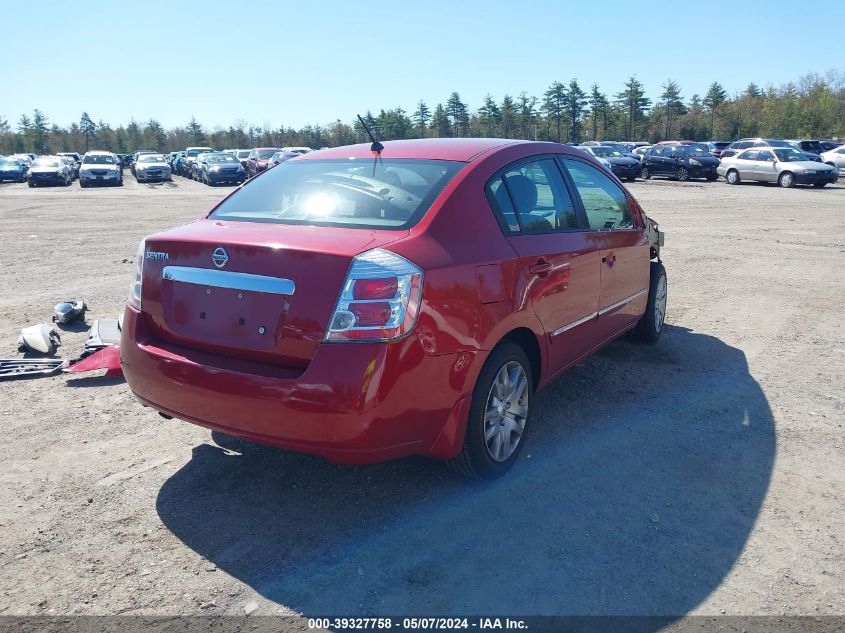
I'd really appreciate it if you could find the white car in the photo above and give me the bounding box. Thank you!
[718,146,838,188]
[282,146,312,155]
[134,154,172,183]
[79,151,123,188]
[820,146,845,177]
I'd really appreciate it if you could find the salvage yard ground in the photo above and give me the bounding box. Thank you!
[0,176,843,619]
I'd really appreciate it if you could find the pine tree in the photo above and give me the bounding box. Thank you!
[563,80,588,143]
[80,112,96,151]
[615,76,651,140]
[542,82,567,142]
[32,109,50,153]
[412,100,431,138]
[500,95,518,138]
[660,79,686,138]
[430,104,451,138]
[588,85,609,141]
[186,117,205,145]
[703,82,727,139]
[517,92,537,139]
[478,94,500,137]
[446,92,469,137]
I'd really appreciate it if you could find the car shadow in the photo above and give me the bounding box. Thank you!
[156,325,775,618]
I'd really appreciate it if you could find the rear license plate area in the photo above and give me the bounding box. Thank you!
[162,280,287,351]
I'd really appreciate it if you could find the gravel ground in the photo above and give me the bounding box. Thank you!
[0,172,842,622]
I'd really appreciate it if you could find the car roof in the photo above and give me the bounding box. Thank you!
[297,138,524,163]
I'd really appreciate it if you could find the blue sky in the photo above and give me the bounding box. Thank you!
[4,1,843,130]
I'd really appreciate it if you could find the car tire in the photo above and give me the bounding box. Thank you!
[28,181,35,188]
[778,172,795,188]
[813,182,827,188]
[676,167,690,181]
[626,176,636,182]
[726,169,741,185]
[79,181,87,188]
[632,262,667,344]
[640,166,651,179]
[446,341,533,480]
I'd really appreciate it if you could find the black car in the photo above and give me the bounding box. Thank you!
[640,144,719,181]
[787,140,825,155]
[584,146,640,181]
[820,140,843,152]
[197,152,247,185]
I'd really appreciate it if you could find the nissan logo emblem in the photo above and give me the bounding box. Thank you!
[212,247,229,268]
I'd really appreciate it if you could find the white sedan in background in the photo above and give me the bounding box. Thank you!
[718,146,838,188]
[820,146,845,177]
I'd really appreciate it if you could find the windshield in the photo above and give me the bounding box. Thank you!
[139,155,164,163]
[33,159,60,168]
[83,154,116,165]
[602,143,627,154]
[590,147,614,157]
[0,159,19,167]
[764,139,793,148]
[210,159,464,229]
[773,148,808,162]
[257,149,278,159]
[208,154,238,163]
[187,149,211,158]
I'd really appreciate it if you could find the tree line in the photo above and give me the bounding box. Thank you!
[1,71,843,155]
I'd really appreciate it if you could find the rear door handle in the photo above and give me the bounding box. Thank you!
[528,261,552,276]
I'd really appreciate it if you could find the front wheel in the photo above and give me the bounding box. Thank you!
[813,182,827,188]
[676,167,690,181]
[778,172,795,188]
[640,166,651,179]
[447,341,533,479]
[632,262,667,343]
[726,169,740,185]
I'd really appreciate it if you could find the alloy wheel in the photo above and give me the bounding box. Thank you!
[483,361,529,462]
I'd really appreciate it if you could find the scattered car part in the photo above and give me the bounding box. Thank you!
[17,324,61,355]
[84,319,121,354]
[0,358,68,380]
[53,300,87,324]
[64,345,122,377]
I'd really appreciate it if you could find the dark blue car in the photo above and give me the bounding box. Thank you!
[0,157,27,183]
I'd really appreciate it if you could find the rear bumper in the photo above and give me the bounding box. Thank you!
[611,165,639,179]
[688,166,718,179]
[120,306,478,463]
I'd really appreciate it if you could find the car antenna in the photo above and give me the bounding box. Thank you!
[357,115,384,154]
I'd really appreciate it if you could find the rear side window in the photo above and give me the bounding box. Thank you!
[561,159,633,231]
[210,159,464,229]
[488,159,580,235]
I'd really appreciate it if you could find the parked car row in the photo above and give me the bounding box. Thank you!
[164,145,313,186]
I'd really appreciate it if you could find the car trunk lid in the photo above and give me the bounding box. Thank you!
[140,219,407,368]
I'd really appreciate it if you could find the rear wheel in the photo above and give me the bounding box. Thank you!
[726,169,740,185]
[632,262,667,344]
[28,181,35,188]
[778,172,795,188]
[447,341,532,479]
[813,182,827,188]
[676,167,690,181]
[640,166,651,179]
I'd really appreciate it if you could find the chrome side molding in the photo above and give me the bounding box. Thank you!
[162,266,295,296]
[598,288,647,316]
[551,311,597,336]
[551,288,647,336]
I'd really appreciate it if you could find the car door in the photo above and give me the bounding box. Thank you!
[560,157,650,342]
[755,149,779,182]
[487,157,601,375]
[736,149,759,180]
[645,147,663,174]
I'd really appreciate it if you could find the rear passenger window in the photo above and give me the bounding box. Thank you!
[743,150,759,160]
[488,159,580,234]
[561,159,634,231]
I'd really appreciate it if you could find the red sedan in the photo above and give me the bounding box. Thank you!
[121,138,667,478]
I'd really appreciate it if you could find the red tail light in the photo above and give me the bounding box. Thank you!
[326,249,423,342]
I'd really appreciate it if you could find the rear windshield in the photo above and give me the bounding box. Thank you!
[210,159,464,229]
[257,149,278,159]
[33,159,60,167]
[208,154,238,163]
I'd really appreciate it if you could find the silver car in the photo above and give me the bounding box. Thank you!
[718,146,838,188]
[134,154,172,183]
[820,146,845,177]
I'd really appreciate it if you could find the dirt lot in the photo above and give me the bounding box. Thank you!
[0,172,843,621]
